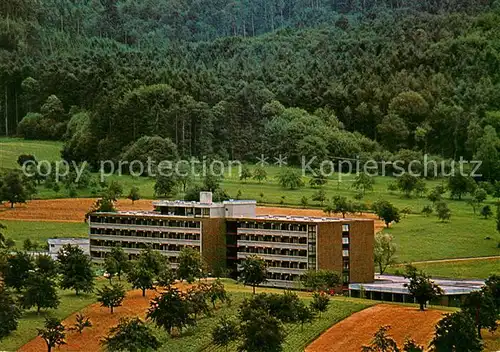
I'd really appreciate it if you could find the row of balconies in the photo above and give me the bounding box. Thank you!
[237,228,307,238]
[89,234,200,246]
[237,252,308,265]
[237,240,306,250]
[89,222,201,234]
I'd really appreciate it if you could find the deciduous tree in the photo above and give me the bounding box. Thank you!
[102,317,161,352]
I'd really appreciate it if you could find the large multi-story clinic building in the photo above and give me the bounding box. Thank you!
[88,192,375,287]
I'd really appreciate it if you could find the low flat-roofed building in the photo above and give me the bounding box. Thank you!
[349,274,484,307]
[48,238,90,259]
[88,192,375,287]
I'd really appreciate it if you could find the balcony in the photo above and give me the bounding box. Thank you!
[267,267,307,275]
[89,234,200,246]
[237,252,308,263]
[237,228,307,238]
[237,240,306,250]
[90,246,182,256]
[89,222,201,234]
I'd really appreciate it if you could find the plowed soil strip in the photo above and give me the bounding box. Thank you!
[18,282,195,352]
[306,304,445,352]
[0,199,384,232]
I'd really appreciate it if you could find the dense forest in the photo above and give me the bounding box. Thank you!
[2,0,500,179]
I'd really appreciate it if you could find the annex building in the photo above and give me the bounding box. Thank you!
[88,192,375,287]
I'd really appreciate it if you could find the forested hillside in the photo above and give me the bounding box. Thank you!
[2,0,500,179]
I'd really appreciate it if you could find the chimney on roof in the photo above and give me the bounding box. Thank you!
[200,192,213,204]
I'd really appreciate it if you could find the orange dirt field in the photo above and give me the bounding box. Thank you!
[306,304,445,352]
[18,288,159,352]
[0,198,385,232]
[19,282,195,352]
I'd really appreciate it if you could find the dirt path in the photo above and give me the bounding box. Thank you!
[0,198,384,232]
[396,256,500,265]
[306,304,445,352]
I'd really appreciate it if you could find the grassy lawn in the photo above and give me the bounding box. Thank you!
[1,279,117,351]
[2,220,88,249]
[388,258,500,280]
[0,138,63,169]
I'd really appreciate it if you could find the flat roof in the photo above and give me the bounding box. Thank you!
[152,199,257,207]
[89,210,373,223]
[350,275,484,296]
[48,238,89,244]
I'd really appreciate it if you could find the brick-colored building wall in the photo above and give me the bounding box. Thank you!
[316,219,374,284]
[348,220,374,283]
[316,222,343,273]
[201,218,227,274]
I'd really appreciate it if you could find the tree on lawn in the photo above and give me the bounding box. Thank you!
[57,244,94,295]
[374,201,401,228]
[374,233,397,274]
[105,181,123,201]
[37,317,66,352]
[107,246,129,281]
[296,302,315,331]
[461,291,498,339]
[352,173,374,195]
[239,308,286,352]
[277,168,304,190]
[428,185,445,203]
[310,292,330,317]
[309,173,327,188]
[97,283,126,314]
[0,287,22,340]
[207,279,230,308]
[252,166,267,183]
[147,286,194,336]
[481,205,492,219]
[154,174,177,198]
[0,170,32,208]
[239,255,268,294]
[468,188,488,214]
[35,254,59,277]
[157,266,176,287]
[137,245,165,276]
[484,275,500,310]
[312,188,327,206]
[178,247,204,283]
[127,263,155,297]
[127,186,141,204]
[212,316,239,352]
[396,174,419,198]
[404,265,443,311]
[330,195,354,218]
[104,256,119,283]
[430,312,482,352]
[447,174,475,200]
[239,165,252,182]
[300,270,340,291]
[102,317,162,352]
[4,251,34,291]
[435,201,451,222]
[20,272,60,314]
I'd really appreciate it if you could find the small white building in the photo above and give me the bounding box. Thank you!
[48,238,90,258]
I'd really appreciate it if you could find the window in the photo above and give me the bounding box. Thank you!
[342,249,349,257]
[342,224,350,232]
[343,274,350,284]
[342,237,349,244]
